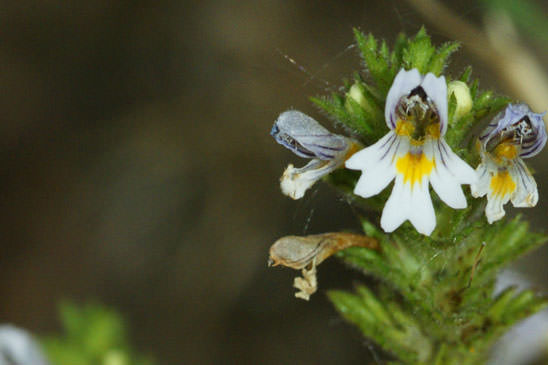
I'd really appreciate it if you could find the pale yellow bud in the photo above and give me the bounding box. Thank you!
[448,80,472,120]
[103,350,129,365]
[347,83,368,109]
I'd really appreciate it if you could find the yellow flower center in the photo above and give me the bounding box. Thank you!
[396,152,435,189]
[395,120,415,137]
[489,170,516,198]
[493,142,518,161]
[425,123,441,138]
[395,120,441,145]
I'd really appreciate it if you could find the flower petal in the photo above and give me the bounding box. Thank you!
[430,167,467,209]
[280,159,334,199]
[408,176,436,236]
[345,131,396,170]
[272,110,349,160]
[420,73,448,135]
[438,139,477,185]
[427,139,473,208]
[509,159,538,207]
[354,164,396,198]
[381,175,435,235]
[380,175,410,233]
[346,131,402,197]
[385,68,422,129]
[0,325,49,365]
[485,169,516,223]
[470,163,491,198]
[485,194,508,224]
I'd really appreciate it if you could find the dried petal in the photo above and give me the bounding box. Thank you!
[293,265,317,301]
[269,232,378,270]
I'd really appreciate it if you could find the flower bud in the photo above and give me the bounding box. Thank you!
[346,83,367,109]
[448,80,472,120]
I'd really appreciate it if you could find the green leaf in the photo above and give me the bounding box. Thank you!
[390,33,408,73]
[328,290,421,363]
[353,29,394,95]
[402,27,436,74]
[429,41,460,76]
[42,302,155,365]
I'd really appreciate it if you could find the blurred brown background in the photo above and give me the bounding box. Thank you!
[1,1,547,364]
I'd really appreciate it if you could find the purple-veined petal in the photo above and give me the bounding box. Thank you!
[480,103,547,159]
[427,139,471,208]
[509,159,538,207]
[470,163,491,199]
[272,110,348,160]
[485,193,508,224]
[385,68,422,129]
[420,73,448,135]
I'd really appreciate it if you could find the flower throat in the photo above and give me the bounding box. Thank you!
[395,86,440,143]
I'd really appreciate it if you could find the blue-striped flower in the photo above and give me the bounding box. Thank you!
[471,103,547,223]
[345,68,476,235]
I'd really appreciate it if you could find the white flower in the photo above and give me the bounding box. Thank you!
[271,110,359,199]
[489,270,548,365]
[471,103,547,223]
[0,325,49,365]
[345,68,477,236]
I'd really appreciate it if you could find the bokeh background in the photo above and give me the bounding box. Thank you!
[1,1,548,364]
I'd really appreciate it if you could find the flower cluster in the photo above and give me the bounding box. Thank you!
[269,29,548,364]
[272,69,547,236]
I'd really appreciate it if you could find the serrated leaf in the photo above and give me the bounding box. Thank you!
[353,29,394,95]
[429,41,460,76]
[459,66,473,83]
[402,27,435,73]
[390,32,408,73]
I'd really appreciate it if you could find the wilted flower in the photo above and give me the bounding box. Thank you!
[0,325,49,365]
[269,233,378,300]
[471,103,547,223]
[346,68,477,235]
[271,110,360,199]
